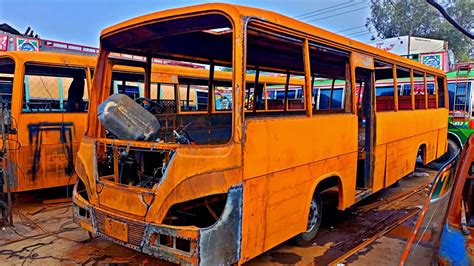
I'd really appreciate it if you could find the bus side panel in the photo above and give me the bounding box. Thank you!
[241,114,358,261]
[437,127,448,158]
[376,109,447,187]
[10,113,88,192]
[384,137,416,187]
[243,114,357,183]
[372,144,386,192]
[240,177,267,263]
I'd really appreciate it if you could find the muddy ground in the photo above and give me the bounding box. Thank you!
[0,165,444,265]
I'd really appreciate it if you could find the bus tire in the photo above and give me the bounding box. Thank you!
[293,192,322,246]
[430,139,460,169]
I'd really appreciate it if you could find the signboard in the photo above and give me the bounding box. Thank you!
[410,37,445,54]
[14,36,41,51]
[420,52,449,71]
[371,36,445,56]
[372,36,409,55]
[0,34,8,51]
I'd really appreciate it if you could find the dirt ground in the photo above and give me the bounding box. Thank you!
[0,165,444,265]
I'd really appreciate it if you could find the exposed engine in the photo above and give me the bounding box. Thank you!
[98,144,172,189]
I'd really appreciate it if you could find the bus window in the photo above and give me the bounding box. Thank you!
[316,86,344,110]
[214,83,232,111]
[310,42,350,113]
[414,71,426,109]
[244,82,256,110]
[437,76,445,108]
[23,64,88,113]
[246,26,305,115]
[179,81,208,111]
[275,89,285,99]
[448,81,455,111]
[426,74,436,108]
[111,67,145,99]
[266,82,285,111]
[152,83,177,113]
[288,78,304,110]
[375,61,395,112]
[0,58,15,109]
[397,67,412,110]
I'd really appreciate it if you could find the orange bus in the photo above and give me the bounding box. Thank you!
[0,51,295,223]
[72,3,448,264]
[0,51,95,194]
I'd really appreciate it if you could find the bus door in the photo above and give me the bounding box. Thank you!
[355,67,375,189]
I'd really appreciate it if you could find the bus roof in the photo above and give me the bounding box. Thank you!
[446,70,474,78]
[0,51,97,67]
[100,3,445,77]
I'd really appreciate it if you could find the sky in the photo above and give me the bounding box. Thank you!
[0,0,374,48]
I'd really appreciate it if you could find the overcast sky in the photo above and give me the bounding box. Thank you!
[0,0,373,47]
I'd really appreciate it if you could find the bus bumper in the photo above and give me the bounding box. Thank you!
[72,186,243,265]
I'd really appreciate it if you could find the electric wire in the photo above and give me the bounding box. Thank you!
[336,25,366,33]
[296,1,366,21]
[345,29,372,37]
[348,32,373,38]
[293,1,353,18]
[306,5,369,23]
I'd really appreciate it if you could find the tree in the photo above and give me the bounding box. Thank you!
[366,0,472,61]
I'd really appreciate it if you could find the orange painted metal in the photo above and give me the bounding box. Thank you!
[72,3,449,265]
[0,51,96,192]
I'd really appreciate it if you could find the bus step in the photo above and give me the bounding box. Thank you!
[355,189,372,202]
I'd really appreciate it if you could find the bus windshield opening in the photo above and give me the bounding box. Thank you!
[94,13,234,189]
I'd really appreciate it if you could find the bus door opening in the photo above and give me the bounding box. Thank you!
[356,68,374,189]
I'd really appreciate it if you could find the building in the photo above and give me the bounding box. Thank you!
[370,36,453,71]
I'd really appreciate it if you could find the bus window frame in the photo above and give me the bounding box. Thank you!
[0,56,16,112]
[396,66,412,111]
[309,41,352,114]
[92,12,238,145]
[244,19,309,117]
[426,73,437,109]
[21,62,90,114]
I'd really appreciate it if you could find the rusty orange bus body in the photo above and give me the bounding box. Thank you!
[0,51,292,194]
[72,3,448,265]
[0,51,95,193]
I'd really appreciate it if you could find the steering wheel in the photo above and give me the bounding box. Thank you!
[135,97,164,114]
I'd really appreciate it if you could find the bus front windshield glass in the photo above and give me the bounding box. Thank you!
[97,13,234,146]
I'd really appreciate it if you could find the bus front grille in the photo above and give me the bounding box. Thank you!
[95,209,146,248]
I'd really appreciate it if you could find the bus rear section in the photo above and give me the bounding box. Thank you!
[72,4,448,265]
[0,52,94,195]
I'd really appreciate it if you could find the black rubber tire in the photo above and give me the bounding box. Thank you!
[429,139,460,169]
[293,192,322,246]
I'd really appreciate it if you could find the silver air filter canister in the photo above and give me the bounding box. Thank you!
[98,94,160,141]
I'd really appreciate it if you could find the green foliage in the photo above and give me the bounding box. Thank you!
[366,0,472,61]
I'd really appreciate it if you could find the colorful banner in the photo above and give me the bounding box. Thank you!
[420,53,443,70]
[0,34,8,51]
[14,36,41,51]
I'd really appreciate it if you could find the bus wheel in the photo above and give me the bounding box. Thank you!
[293,193,322,246]
[430,139,460,169]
